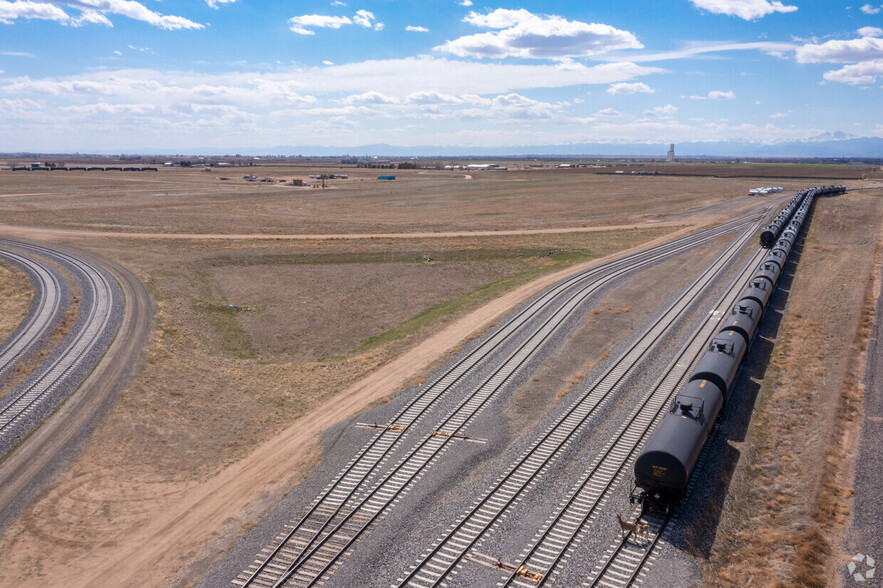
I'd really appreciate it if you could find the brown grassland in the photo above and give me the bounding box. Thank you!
[0,260,33,343]
[0,166,879,587]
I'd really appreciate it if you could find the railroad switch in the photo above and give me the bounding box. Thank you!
[431,431,487,444]
[515,565,544,583]
[466,552,543,582]
[355,422,404,432]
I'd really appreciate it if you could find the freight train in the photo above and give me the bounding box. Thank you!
[631,185,844,509]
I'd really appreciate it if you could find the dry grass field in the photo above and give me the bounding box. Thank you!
[0,260,33,343]
[0,166,878,587]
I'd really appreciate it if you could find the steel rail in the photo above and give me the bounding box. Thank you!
[0,247,64,382]
[0,240,116,443]
[500,247,768,588]
[237,218,755,588]
[396,214,762,587]
[586,508,671,588]
[236,215,762,588]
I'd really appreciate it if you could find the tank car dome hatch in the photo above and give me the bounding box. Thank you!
[691,331,747,396]
[764,249,787,270]
[722,299,763,344]
[741,278,772,309]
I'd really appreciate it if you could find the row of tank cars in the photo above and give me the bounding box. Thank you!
[631,185,847,509]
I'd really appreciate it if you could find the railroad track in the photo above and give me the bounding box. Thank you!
[235,214,765,588]
[0,247,64,384]
[0,239,119,450]
[395,214,763,588]
[495,246,769,588]
[586,508,671,588]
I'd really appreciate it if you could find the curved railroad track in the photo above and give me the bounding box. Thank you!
[234,212,767,588]
[0,248,65,385]
[0,238,149,529]
[0,240,118,449]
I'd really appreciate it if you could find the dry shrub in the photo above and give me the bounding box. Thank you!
[791,528,831,588]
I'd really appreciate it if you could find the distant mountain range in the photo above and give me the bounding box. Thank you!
[169,135,883,159]
[11,133,883,159]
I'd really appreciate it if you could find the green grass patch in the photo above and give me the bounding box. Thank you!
[354,249,598,353]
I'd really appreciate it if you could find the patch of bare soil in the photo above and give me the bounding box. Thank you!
[0,260,33,343]
[703,190,883,587]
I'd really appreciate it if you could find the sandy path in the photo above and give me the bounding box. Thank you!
[57,223,699,588]
[0,221,687,242]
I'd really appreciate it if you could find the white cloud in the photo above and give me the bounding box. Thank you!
[594,107,624,117]
[331,1,346,5]
[770,110,791,118]
[644,104,677,117]
[459,0,472,5]
[289,14,351,35]
[406,25,429,32]
[689,0,798,20]
[796,36,883,63]
[0,0,205,29]
[822,59,883,84]
[341,90,399,104]
[290,9,382,35]
[858,26,883,37]
[437,8,642,59]
[405,91,462,104]
[689,90,736,99]
[0,1,70,24]
[600,41,797,63]
[607,82,654,95]
[860,3,882,14]
[1,50,35,57]
[352,9,374,27]
[205,0,236,8]
[323,60,334,65]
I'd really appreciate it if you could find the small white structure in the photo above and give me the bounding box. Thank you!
[666,144,675,163]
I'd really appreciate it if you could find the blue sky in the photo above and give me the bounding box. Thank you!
[1,0,883,152]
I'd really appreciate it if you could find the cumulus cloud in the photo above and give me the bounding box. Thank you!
[406,25,429,32]
[689,0,797,20]
[860,4,882,14]
[792,31,883,83]
[352,9,374,27]
[594,107,624,117]
[459,0,472,5]
[289,14,351,35]
[822,59,883,84]
[606,82,654,95]
[437,8,642,59]
[341,90,399,104]
[290,9,382,34]
[644,104,677,117]
[796,36,883,63]
[205,0,236,8]
[0,0,204,29]
[690,90,736,99]
[770,110,791,118]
